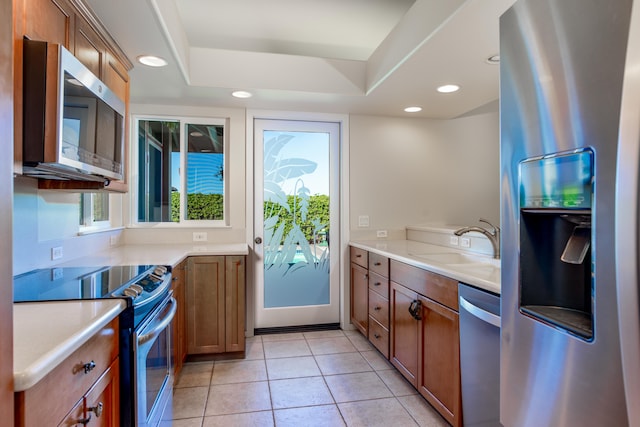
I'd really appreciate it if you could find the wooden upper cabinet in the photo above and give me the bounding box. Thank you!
[24,0,75,48]
[103,51,129,103]
[14,0,133,192]
[73,17,105,78]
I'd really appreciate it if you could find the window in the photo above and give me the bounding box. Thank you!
[79,193,110,229]
[136,117,227,224]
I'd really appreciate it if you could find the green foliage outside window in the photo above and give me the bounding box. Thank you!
[265,194,329,244]
[171,192,224,221]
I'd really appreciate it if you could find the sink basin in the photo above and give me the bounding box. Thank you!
[410,252,500,268]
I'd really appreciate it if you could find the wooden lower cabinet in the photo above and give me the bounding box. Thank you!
[186,255,246,355]
[418,294,461,427]
[390,278,462,427]
[15,317,119,427]
[171,260,187,378]
[390,282,419,387]
[59,358,120,427]
[350,262,368,336]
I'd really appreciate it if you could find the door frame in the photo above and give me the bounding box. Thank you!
[245,110,350,335]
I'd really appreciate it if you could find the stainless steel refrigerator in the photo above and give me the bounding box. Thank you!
[500,0,640,426]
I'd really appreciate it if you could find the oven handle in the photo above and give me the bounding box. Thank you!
[138,297,177,345]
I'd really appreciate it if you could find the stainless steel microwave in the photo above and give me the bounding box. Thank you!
[22,40,125,183]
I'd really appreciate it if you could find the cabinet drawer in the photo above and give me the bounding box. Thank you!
[368,317,389,359]
[368,271,389,298]
[350,246,368,269]
[390,260,458,311]
[368,289,389,327]
[15,317,119,427]
[369,252,389,278]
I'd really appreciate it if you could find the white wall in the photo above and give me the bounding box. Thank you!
[12,176,124,274]
[349,110,499,240]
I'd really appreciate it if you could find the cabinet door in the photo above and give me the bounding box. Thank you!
[390,282,419,387]
[171,261,187,377]
[24,0,75,48]
[350,262,369,336]
[187,256,226,354]
[225,256,246,353]
[73,17,105,78]
[418,295,461,427]
[103,51,129,103]
[83,358,120,427]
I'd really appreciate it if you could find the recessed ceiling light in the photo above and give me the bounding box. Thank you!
[404,106,422,113]
[232,90,253,99]
[137,55,168,67]
[437,84,460,93]
[486,54,500,64]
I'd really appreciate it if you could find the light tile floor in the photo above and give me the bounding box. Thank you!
[160,329,450,427]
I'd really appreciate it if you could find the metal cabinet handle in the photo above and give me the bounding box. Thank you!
[374,282,381,286]
[374,262,381,266]
[374,306,381,311]
[83,361,96,374]
[255,237,262,244]
[89,402,104,418]
[356,254,362,258]
[408,300,422,320]
[374,333,381,339]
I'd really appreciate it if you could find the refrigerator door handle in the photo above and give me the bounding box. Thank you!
[459,296,501,328]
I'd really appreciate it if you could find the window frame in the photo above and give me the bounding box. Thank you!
[79,192,111,233]
[131,114,230,227]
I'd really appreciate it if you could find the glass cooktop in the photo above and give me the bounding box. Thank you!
[13,265,154,303]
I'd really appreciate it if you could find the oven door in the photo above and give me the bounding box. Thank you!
[134,294,177,427]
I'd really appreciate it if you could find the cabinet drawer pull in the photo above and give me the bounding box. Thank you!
[374,282,381,286]
[374,262,381,266]
[374,306,381,311]
[89,402,104,418]
[374,333,381,339]
[408,300,422,320]
[83,360,96,374]
[356,254,362,258]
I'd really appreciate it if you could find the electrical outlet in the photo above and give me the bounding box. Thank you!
[51,268,63,281]
[51,246,63,260]
[358,215,370,227]
[376,230,388,238]
[450,236,459,246]
[460,237,471,248]
[193,232,208,242]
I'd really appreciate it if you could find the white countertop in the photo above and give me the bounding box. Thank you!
[14,243,249,392]
[349,239,500,295]
[61,242,250,268]
[13,299,125,391]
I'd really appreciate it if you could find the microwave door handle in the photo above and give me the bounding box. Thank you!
[138,297,177,345]
[459,296,501,328]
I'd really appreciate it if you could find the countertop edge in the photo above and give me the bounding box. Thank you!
[349,240,501,295]
[13,299,126,392]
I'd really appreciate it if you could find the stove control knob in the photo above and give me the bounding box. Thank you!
[123,287,139,298]
[154,266,167,276]
[130,284,144,294]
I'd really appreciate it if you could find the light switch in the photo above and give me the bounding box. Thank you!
[358,215,370,227]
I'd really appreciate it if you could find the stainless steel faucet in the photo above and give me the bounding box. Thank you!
[454,218,501,259]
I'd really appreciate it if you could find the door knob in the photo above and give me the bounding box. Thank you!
[255,237,262,244]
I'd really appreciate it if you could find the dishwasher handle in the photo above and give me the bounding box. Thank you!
[459,296,501,327]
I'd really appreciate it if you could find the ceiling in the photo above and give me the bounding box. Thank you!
[85,0,515,119]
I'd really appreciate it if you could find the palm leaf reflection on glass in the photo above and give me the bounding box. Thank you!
[262,132,330,307]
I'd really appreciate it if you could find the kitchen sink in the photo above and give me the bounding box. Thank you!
[410,252,500,268]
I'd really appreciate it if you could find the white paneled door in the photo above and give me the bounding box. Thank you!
[253,119,340,328]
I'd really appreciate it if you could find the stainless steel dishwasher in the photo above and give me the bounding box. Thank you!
[458,283,501,427]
